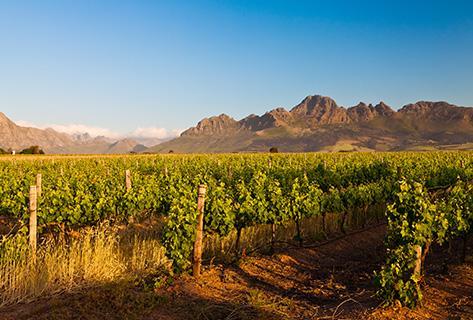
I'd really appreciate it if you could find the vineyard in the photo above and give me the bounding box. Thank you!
[0,152,472,314]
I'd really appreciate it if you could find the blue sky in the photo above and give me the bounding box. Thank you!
[1,0,472,138]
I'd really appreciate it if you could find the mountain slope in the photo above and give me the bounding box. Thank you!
[0,112,73,151]
[149,95,473,153]
[0,113,146,154]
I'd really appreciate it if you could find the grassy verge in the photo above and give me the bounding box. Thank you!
[0,223,171,307]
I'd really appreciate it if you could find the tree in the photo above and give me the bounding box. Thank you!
[20,146,45,154]
[269,147,279,153]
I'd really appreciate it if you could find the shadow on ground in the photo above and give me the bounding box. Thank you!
[1,225,471,320]
[0,279,280,320]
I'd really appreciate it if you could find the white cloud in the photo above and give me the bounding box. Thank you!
[16,120,121,138]
[15,120,181,141]
[129,127,182,139]
[15,120,41,128]
[48,124,122,139]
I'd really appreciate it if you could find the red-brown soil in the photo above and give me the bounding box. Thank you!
[1,225,472,320]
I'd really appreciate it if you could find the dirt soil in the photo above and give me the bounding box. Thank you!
[1,225,472,320]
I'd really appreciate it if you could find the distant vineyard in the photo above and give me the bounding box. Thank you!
[0,152,472,307]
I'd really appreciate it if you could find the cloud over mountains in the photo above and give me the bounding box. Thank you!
[15,120,181,141]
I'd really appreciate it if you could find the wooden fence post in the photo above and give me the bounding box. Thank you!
[125,170,132,192]
[270,223,276,254]
[414,245,422,279]
[163,165,168,177]
[29,186,38,256]
[36,173,42,198]
[397,166,403,179]
[193,184,207,277]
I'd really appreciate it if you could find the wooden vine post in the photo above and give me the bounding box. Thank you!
[125,170,132,192]
[270,223,276,254]
[36,173,42,198]
[29,186,38,258]
[397,166,403,179]
[414,245,422,282]
[163,165,168,177]
[267,155,273,254]
[193,184,207,277]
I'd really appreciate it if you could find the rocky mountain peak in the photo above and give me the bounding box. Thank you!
[266,108,292,126]
[374,102,395,116]
[0,112,17,129]
[181,113,240,136]
[399,101,473,122]
[290,95,338,115]
[269,107,288,114]
[347,102,376,121]
[347,101,395,121]
[290,95,350,125]
[400,101,449,114]
[240,107,293,131]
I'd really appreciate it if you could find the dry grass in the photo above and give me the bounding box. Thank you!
[0,223,170,308]
[203,205,385,263]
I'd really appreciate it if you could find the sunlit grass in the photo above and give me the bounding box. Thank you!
[0,223,170,307]
[203,204,385,263]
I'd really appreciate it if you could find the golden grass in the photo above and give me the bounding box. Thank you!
[203,205,385,263]
[0,224,170,307]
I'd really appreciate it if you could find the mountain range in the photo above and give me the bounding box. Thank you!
[149,95,473,153]
[2,94,473,154]
[0,112,146,154]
